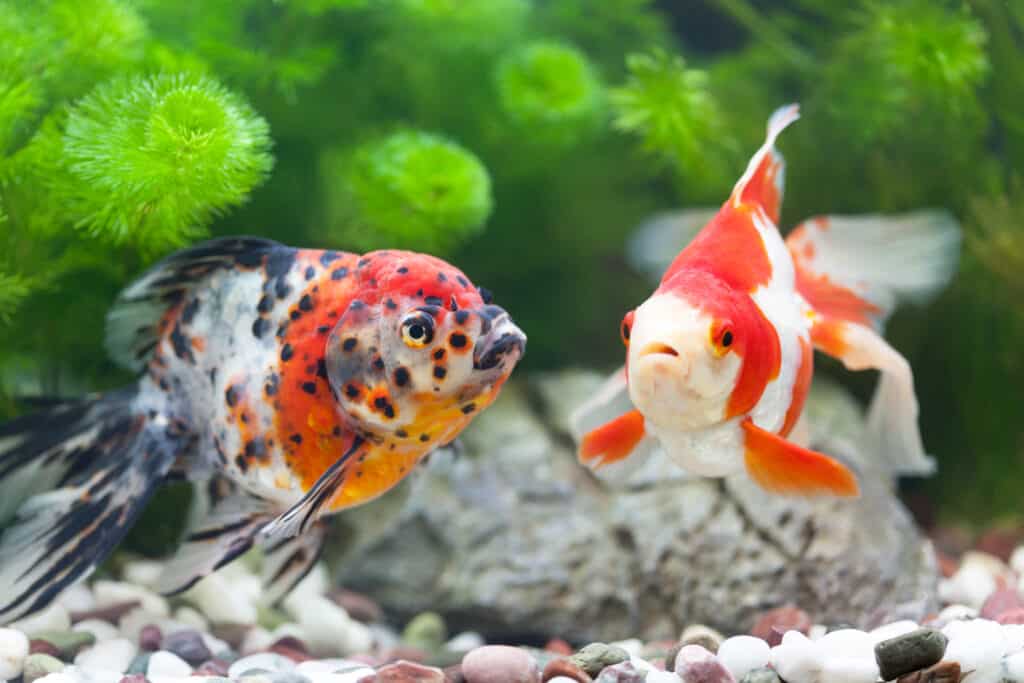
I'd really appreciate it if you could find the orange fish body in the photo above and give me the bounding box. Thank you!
[0,238,525,620]
[576,105,959,497]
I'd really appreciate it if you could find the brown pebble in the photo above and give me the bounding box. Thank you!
[329,589,385,623]
[194,659,231,676]
[663,644,683,674]
[975,527,1024,562]
[981,587,1024,620]
[71,600,142,624]
[545,639,574,656]
[896,661,961,683]
[29,640,62,658]
[119,675,148,683]
[139,625,162,652]
[750,605,812,647]
[680,625,723,654]
[270,635,311,662]
[374,659,446,682]
[542,658,592,683]
[444,665,466,683]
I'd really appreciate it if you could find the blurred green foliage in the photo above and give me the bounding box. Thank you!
[0,0,1021,522]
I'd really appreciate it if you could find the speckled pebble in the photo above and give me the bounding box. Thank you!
[541,658,591,682]
[374,659,446,681]
[737,668,781,683]
[750,606,811,647]
[679,627,723,655]
[673,645,733,683]
[594,661,644,683]
[571,643,630,678]
[462,646,539,683]
[874,628,947,681]
[163,629,212,665]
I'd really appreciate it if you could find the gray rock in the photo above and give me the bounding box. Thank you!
[739,668,782,683]
[570,643,630,677]
[875,627,948,681]
[330,372,938,642]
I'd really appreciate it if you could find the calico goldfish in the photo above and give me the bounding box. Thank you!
[573,104,959,496]
[0,238,525,621]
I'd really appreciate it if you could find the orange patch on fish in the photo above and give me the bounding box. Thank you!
[742,418,859,497]
[579,409,646,468]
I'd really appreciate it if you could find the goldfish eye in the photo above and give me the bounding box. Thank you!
[722,330,733,347]
[621,311,634,347]
[400,313,434,348]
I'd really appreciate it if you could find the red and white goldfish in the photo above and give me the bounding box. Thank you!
[573,104,959,496]
[0,238,525,621]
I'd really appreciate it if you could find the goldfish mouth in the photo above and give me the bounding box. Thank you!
[472,305,526,371]
[638,342,679,358]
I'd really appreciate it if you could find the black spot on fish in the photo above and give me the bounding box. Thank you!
[299,294,313,311]
[281,344,294,362]
[373,356,384,370]
[244,438,266,459]
[358,257,370,268]
[289,433,303,444]
[433,348,446,360]
[265,373,279,396]
[420,433,430,442]
[433,366,447,379]
[345,384,360,399]
[396,429,408,438]
[252,317,271,339]
[350,300,366,311]
[373,397,395,419]
[461,403,476,414]
[182,297,200,324]
[317,325,331,335]
[236,251,263,268]
[266,250,295,279]
[456,275,469,288]
[449,295,459,311]
[235,455,249,472]
[258,294,274,314]
[320,251,341,266]
[170,323,194,363]
[385,298,397,310]
[450,332,468,348]
[332,267,348,280]
[478,287,493,304]
[437,272,447,282]
[343,338,357,352]
[301,382,317,395]
[397,266,409,274]
[305,266,315,280]
[455,310,469,325]
[425,296,443,307]
[275,279,291,300]
[290,310,302,321]
[316,359,328,379]
[394,366,410,386]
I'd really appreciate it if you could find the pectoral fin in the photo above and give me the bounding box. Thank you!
[579,409,647,469]
[741,418,859,497]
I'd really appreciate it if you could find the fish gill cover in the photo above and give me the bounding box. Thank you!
[0,0,1020,526]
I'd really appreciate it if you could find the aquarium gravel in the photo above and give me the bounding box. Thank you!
[0,537,1019,683]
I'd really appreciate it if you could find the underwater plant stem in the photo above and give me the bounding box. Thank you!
[711,0,814,70]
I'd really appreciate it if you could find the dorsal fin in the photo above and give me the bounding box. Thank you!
[730,104,800,224]
[105,237,283,372]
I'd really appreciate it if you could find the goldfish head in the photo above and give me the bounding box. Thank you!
[623,270,777,438]
[325,251,526,445]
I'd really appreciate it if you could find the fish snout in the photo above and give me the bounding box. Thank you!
[473,306,526,371]
[637,341,680,358]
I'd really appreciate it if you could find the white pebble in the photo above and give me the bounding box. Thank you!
[200,631,230,656]
[183,571,257,626]
[35,674,83,683]
[117,607,174,643]
[271,622,307,642]
[444,631,485,653]
[1005,624,1024,654]
[1004,651,1024,682]
[74,638,137,674]
[870,620,920,643]
[549,678,580,683]
[55,584,96,614]
[228,652,297,678]
[306,671,376,683]
[296,659,370,675]
[173,605,208,630]
[611,638,645,657]
[816,629,874,660]
[241,626,275,655]
[147,650,193,678]
[943,619,1006,677]
[807,624,827,641]
[819,657,880,683]
[647,670,682,683]
[630,655,655,673]
[932,604,979,628]
[298,596,373,656]
[717,636,769,680]
[92,580,169,617]
[770,631,820,683]
[284,563,330,606]
[10,603,71,636]
[121,560,164,589]
[939,563,997,610]
[72,618,121,642]
[0,627,30,679]
[1011,546,1024,575]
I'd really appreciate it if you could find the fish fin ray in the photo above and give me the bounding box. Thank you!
[742,418,859,497]
[578,410,647,469]
[260,520,329,606]
[788,210,961,330]
[731,103,800,223]
[0,391,178,621]
[105,236,284,372]
[810,319,935,477]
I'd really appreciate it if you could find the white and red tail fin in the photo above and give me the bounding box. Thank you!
[730,103,800,224]
[793,209,961,477]
[787,210,962,331]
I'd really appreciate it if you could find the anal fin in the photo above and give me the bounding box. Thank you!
[260,520,329,606]
[741,418,859,498]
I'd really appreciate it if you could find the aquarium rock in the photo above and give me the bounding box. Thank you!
[331,372,939,641]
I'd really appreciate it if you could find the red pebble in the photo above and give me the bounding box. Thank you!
[749,605,812,647]
[269,635,312,662]
[29,640,62,657]
[373,660,446,682]
[544,639,574,656]
[542,659,592,683]
[981,588,1024,620]
[139,624,163,652]
[997,608,1024,624]
[896,660,961,683]
[935,551,959,579]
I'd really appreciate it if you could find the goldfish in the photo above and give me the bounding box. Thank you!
[573,104,959,496]
[0,238,525,621]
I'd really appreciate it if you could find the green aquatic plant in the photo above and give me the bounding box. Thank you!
[321,130,493,253]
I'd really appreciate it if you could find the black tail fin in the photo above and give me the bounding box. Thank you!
[0,389,179,622]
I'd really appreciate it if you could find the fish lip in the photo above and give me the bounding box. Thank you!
[472,306,526,371]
